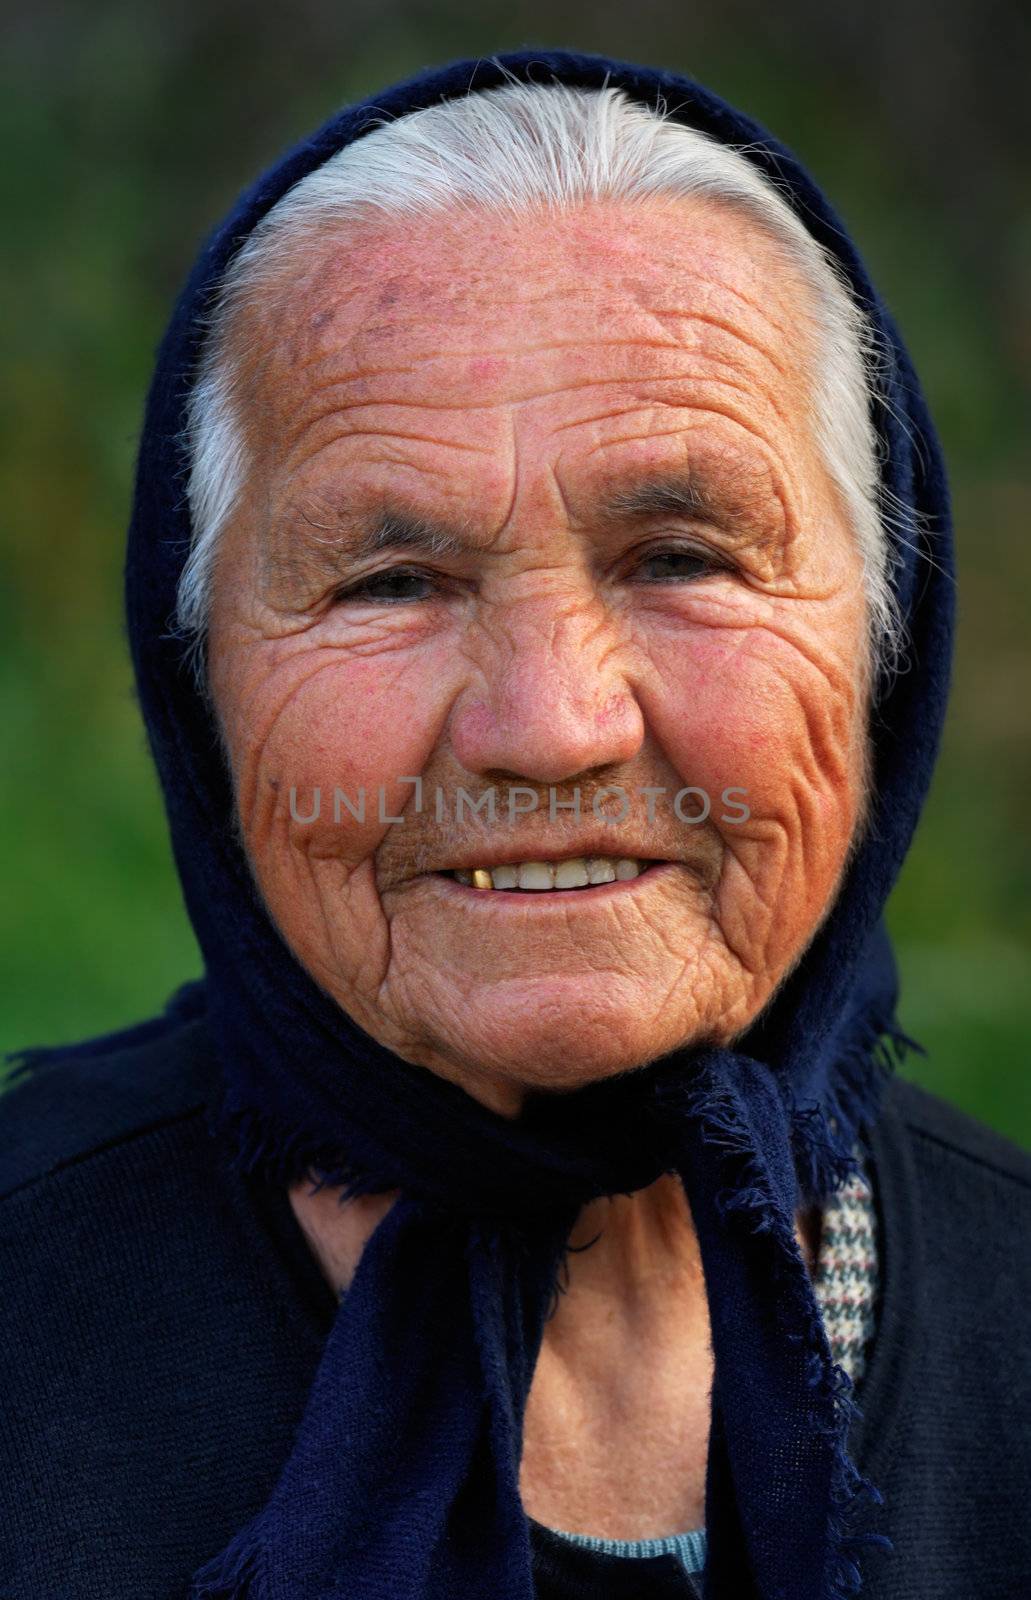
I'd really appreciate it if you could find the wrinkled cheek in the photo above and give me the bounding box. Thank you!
[230,653,445,877]
[657,625,854,804]
[646,675,795,836]
[648,645,860,969]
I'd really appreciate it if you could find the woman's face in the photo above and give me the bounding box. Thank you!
[207,196,870,1117]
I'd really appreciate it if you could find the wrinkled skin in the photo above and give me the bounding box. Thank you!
[207,196,869,1536]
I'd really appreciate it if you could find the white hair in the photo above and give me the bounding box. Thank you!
[180,79,908,684]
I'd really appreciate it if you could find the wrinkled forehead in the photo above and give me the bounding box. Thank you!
[223,194,820,439]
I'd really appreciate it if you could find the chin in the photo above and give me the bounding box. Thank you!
[423,991,714,1111]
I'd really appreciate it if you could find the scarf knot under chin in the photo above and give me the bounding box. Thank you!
[188,1044,895,1600]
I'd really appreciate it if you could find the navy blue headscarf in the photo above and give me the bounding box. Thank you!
[120,46,952,1600]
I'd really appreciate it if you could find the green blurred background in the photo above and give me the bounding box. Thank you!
[2,2,1029,1142]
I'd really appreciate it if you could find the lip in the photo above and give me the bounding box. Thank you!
[415,837,680,877]
[423,859,682,908]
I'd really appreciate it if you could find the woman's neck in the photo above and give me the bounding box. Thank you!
[287,1172,821,1540]
[286,1171,820,1301]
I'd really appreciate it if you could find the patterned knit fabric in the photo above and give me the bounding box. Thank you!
[811,1140,880,1386]
[548,1140,879,1573]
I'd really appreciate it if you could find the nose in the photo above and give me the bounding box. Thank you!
[449,599,645,785]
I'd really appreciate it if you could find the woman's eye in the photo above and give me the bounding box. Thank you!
[632,546,719,583]
[334,567,438,604]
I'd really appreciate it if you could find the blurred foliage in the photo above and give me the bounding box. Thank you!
[2,1,1029,1144]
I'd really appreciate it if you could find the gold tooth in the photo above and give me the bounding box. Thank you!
[471,868,494,890]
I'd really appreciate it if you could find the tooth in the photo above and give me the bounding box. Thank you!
[471,869,494,890]
[491,865,519,890]
[517,861,555,891]
[553,858,589,888]
[454,870,473,885]
[586,857,616,885]
[615,859,641,880]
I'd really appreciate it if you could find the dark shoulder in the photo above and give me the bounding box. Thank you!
[0,1013,218,1204]
[869,1070,1031,1338]
[879,1072,1031,1192]
[852,1076,1031,1598]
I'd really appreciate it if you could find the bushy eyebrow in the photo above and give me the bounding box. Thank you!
[319,508,476,563]
[264,506,476,592]
[595,469,783,550]
[271,464,783,589]
[597,473,718,522]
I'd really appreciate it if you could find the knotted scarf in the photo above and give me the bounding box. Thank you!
[57,46,963,1600]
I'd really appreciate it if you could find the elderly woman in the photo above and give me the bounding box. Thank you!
[2,48,1029,1600]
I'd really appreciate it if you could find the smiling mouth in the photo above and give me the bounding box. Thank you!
[445,855,657,891]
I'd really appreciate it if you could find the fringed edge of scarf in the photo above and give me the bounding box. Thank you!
[680,1054,901,1600]
[188,1528,266,1598]
[790,1012,924,1209]
[203,1079,400,1203]
[202,1009,924,1210]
